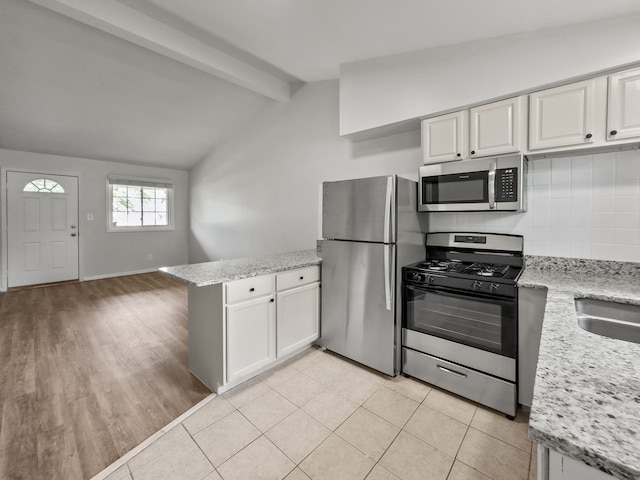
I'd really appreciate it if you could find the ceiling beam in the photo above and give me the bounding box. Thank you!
[26,0,291,101]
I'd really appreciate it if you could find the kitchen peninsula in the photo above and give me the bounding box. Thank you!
[520,258,640,480]
[161,249,321,394]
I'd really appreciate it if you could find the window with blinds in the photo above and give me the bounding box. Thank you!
[107,176,174,231]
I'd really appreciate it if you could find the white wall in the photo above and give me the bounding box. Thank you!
[340,15,640,136]
[429,149,640,262]
[189,80,422,263]
[190,80,640,265]
[0,149,189,283]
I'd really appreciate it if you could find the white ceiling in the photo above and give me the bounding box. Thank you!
[2,0,640,170]
[132,0,640,82]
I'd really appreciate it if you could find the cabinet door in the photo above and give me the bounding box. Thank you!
[607,67,640,141]
[226,295,276,383]
[276,282,319,358]
[548,450,613,479]
[421,111,467,164]
[529,80,596,150]
[470,97,522,158]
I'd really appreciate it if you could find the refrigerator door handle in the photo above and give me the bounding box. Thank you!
[384,244,393,311]
[384,176,393,244]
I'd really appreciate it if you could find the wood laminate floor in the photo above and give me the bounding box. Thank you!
[0,273,211,480]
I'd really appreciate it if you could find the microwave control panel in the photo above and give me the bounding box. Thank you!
[496,167,518,202]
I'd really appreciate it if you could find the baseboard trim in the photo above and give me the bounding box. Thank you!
[83,268,159,281]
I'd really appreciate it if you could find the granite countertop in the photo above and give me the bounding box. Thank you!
[160,249,321,287]
[521,257,640,480]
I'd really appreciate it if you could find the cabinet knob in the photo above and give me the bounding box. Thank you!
[270,298,274,303]
[470,150,475,155]
[249,287,255,292]
[456,153,461,157]
[610,130,618,136]
[585,133,592,139]
[299,276,304,280]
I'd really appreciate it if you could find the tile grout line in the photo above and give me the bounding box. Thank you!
[183,420,222,479]
[101,346,534,480]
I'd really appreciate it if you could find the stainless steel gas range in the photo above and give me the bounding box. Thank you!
[401,232,524,418]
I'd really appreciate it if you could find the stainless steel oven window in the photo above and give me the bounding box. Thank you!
[404,285,516,357]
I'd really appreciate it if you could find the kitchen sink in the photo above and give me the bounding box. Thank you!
[575,298,640,344]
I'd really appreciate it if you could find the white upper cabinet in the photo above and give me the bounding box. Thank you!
[421,111,467,164]
[469,97,523,158]
[422,98,525,165]
[528,79,596,151]
[422,66,639,163]
[607,67,640,141]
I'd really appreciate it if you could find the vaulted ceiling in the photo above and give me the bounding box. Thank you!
[2,0,640,170]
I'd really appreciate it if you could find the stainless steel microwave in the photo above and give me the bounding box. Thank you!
[418,154,527,212]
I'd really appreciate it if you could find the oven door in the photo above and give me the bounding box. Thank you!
[403,284,516,358]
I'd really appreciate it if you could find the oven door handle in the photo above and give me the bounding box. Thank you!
[488,162,496,209]
[437,364,467,378]
[405,279,444,295]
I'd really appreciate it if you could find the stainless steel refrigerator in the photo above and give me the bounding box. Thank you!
[319,175,427,376]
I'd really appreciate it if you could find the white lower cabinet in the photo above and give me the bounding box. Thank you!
[187,265,320,394]
[276,282,320,358]
[542,447,613,480]
[226,294,276,383]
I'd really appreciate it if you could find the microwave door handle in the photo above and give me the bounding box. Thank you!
[488,163,496,209]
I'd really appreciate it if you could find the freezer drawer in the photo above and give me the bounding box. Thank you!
[403,347,516,416]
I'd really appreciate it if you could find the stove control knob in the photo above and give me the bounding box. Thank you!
[412,272,421,281]
[472,280,483,290]
[490,283,500,291]
[427,276,435,285]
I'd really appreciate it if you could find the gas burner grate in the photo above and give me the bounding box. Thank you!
[419,260,463,272]
[466,263,511,277]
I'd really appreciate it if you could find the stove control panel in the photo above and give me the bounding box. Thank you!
[403,266,517,298]
[407,271,437,284]
[471,280,504,294]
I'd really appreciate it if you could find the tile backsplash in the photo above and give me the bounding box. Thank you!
[428,149,640,262]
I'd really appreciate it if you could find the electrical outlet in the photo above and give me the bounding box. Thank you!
[147,253,153,261]
[87,213,94,221]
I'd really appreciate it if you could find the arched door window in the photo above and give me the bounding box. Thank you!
[23,178,65,193]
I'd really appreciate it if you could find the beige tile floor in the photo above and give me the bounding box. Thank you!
[96,347,537,480]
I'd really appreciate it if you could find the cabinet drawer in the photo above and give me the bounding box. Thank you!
[403,347,516,416]
[276,266,320,292]
[225,275,275,304]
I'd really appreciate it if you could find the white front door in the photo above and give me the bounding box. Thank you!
[7,171,79,288]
